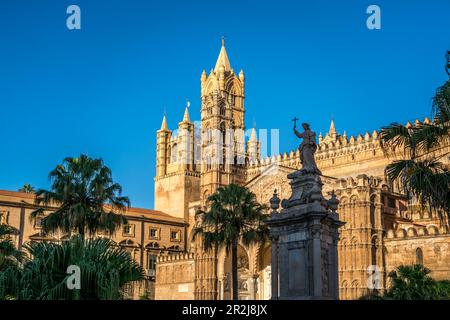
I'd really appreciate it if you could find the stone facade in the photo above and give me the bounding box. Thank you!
[152,40,450,300]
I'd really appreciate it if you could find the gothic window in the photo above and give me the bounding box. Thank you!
[220,105,226,116]
[416,248,424,265]
[222,147,226,169]
[220,122,226,145]
[206,156,211,171]
[387,197,396,209]
[147,253,157,273]
[171,144,178,163]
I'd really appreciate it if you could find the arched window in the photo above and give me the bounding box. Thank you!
[416,248,424,265]
[171,144,178,163]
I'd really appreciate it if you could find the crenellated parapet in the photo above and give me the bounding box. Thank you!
[243,117,440,183]
[157,252,195,263]
[385,224,444,239]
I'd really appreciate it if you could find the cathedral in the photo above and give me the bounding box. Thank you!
[153,39,450,300]
[1,39,449,300]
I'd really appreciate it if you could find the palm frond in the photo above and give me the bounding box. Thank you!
[380,123,415,157]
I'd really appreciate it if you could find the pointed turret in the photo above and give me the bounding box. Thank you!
[250,127,257,142]
[239,69,245,81]
[214,36,231,72]
[182,106,190,123]
[329,119,336,135]
[160,115,169,131]
[156,115,171,178]
[247,127,260,161]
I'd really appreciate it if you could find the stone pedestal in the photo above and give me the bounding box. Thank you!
[267,172,344,300]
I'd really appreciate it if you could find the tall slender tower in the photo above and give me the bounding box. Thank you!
[156,115,170,177]
[154,107,200,221]
[199,37,246,202]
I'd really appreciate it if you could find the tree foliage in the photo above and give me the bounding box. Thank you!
[0,236,144,300]
[364,265,450,300]
[0,224,24,271]
[380,51,450,216]
[192,184,268,300]
[30,155,130,240]
[18,184,35,194]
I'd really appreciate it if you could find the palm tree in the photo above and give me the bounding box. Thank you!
[30,155,130,240]
[0,224,24,300]
[380,51,450,216]
[0,224,23,271]
[446,50,449,76]
[3,235,144,300]
[193,184,268,300]
[18,184,35,194]
[385,265,441,300]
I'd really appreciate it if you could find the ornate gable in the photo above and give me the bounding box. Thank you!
[245,164,294,208]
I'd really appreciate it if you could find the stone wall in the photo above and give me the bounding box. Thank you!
[155,253,195,300]
[384,235,450,281]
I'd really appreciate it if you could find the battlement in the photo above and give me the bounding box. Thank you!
[157,252,195,263]
[386,224,446,239]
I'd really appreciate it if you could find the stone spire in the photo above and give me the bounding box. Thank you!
[329,119,336,136]
[214,36,231,72]
[182,106,190,122]
[250,127,257,142]
[160,115,169,131]
[247,126,260,161]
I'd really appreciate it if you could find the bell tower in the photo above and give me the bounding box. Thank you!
[154,106,201,221]
[199,38,246,201]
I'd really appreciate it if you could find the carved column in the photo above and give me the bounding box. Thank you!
[270,236,279,300]
[269,189,281,300]
[312,221,323,297]
[251,274,259,300]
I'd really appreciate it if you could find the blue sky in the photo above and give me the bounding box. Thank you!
[0,0,449,209]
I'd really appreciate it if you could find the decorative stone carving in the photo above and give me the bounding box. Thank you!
[267,156,344,300]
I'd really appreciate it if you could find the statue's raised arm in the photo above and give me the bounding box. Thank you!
[294,128,303,139]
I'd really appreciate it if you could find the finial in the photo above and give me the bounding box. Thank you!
[270,189,280,213]
[327,190,340,213]
[221,36,225,47]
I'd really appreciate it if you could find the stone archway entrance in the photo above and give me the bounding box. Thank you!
[257,244,272,300]
[220,245,252,300]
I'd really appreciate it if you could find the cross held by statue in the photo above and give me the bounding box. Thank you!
[292,117,299,128]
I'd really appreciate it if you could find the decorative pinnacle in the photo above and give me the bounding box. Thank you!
[222,36,225,47]
[160,115,168,131]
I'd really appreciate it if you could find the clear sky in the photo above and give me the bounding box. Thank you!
[1,0,449,209]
